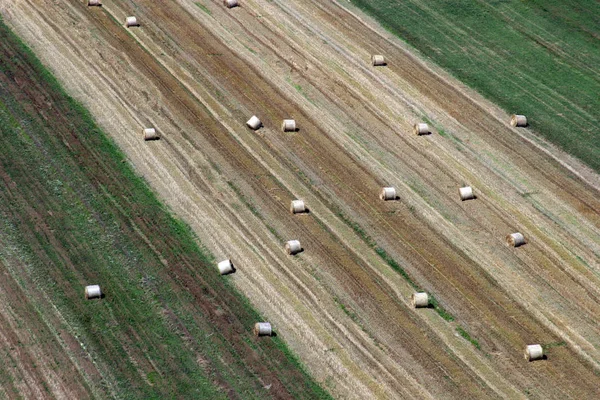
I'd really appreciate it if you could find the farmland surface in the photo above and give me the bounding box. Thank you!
[349,0,600,172]
[1,0,600,399]
[0,17,329,399]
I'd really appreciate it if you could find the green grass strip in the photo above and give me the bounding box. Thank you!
[456,326,481,351]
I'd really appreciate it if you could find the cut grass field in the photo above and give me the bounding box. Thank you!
[0,17,330,399]
[349,0,600,172]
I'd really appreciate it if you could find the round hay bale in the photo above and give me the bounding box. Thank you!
[285,240,302,255]
[413,123,430,136]
[85,285,102,300]
[254,322,272,336]
[281,119,296,132]
[412,292,429,308]
[224,0,239,8]
[380,187,396,201]
[88,0,101,6]
[524,344,544,361]
[459,186,475,201]
[290,200,306,214]
[510,114,528,127]
[217,259,235,275]
[143,128,159,141]
[372,55,386,66]
[506,232,526,247]
[246,115,262,130]
[125,16,139,27]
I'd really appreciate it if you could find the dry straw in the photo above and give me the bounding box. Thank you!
[281,119,296,132]
[412,292,429,308]
[254,322,272,336]
[380,187,396,201]
[414,123,430,135]
[85,285,102,300]
[524,344,544,361]
[217,259,235,275]
[372,55,386,66]
[246,116,262,130]
[506,232,526,247]
[285,240,302,255]
[143,128,159,141]
[290,200,306,214]
[510,114,528,127]
[459,186,475,201]
[125,16,139,27]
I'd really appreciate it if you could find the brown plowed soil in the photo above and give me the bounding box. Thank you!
[2,0,599,398]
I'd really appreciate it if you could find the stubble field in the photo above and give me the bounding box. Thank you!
[1,0,599,398]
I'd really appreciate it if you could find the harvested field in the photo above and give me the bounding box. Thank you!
[1,0,599,399]
[0,18,329,399]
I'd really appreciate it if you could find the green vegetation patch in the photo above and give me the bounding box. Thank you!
[349,0,600,172]
[456,326,481,350]
[543,341,566,350]
[194,2,212,16]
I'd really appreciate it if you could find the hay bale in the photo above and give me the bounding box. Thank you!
[524,344,544,361]
[85,285,102,300]
[217,259,235,275]
[380,187,396,201]
[412,292,429,308]
[506,232,526,247]
[224,0,239,8]
[285,240,302,255]
[254,322,272,336]
[246,115,262,130]
[281,119,296,132]
[290,200,306,214]
[87,0,101,6]
[511,114,528,127]
[143,128,160,141]
[413,123,430,136]
[125,16,139,27]
[459,186,475,201]
[372,55,386,66]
